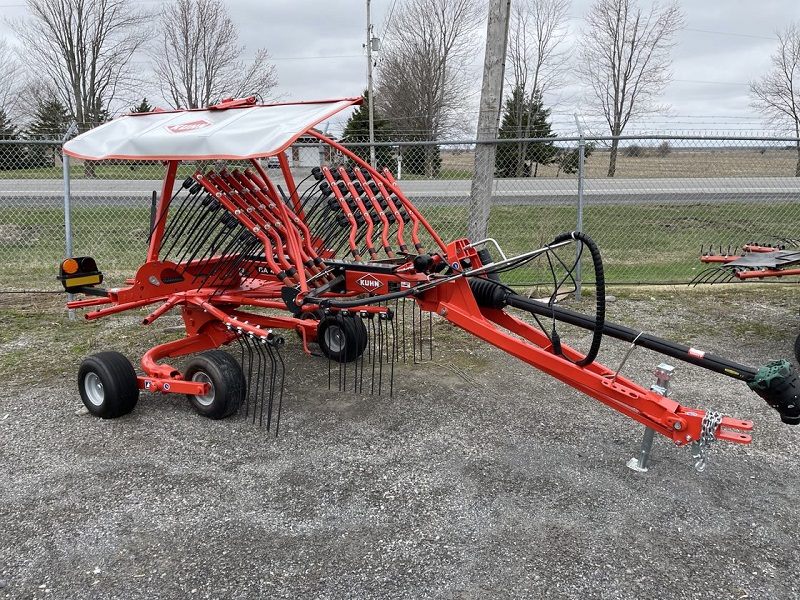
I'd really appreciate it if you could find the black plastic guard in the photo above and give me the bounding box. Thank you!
[748,360,800,425]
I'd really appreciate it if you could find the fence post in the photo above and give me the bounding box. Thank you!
[574,115,585,301]
[62,123,77,319]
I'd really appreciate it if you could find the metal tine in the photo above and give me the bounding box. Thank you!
[263,338,277,430]
[205,235,261,293]
[266,337,286,436]
[187,213,252,270]
[171,200,229,266]
[150,178,199,246]
[159,191,210,259]
[389,310,396,397]
[370,313,377,394]
[411,300,417,364]
[308,212,341,250]
[206,246,258,295]
[401,298,407,363]
[300,184,331,222]
[358,312,366,394]
[189,229,246,289]
[329,227,355,259]
[692,267,733,286]
[327,320,333,390]
[297,184,325,217]
[182,212,243,274]
[156,182,206,250]
[162,193,220,260]
[377,310,384,395]
[428,309,433,361]
[304,199,341,243]
[418,303,424,363]
[339,312,346,392]
[205,233,259,285]
[351,313,360,393]
[236,331,255,419]
[190,222,253,286]
[254,336,270,427]
[705,268,733,285]
[304,193,338,232]
[251,333,265,425]
[689,269,712,286]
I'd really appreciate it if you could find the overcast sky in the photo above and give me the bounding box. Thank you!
[2,0,800,135]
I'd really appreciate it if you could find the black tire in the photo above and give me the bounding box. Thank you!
[184,350,246,419]
[317,315,368,362]
[296,309,324,342]
[78,352,139,419]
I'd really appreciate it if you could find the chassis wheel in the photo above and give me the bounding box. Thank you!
[78,352,139,419]
[184,351,246,420]
[317,315,368,362]
[296,309,324,342]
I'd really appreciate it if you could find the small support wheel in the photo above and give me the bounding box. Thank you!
[317,315,368,362]
[184,350,246,420]
[78,351,139,419]
[296,309,324,342]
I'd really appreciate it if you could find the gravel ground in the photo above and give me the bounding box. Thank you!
[1,287,799,599]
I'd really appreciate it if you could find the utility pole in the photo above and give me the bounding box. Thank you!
[466,0,511,242]
[366,0,376,168]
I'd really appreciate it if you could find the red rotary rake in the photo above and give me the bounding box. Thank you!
[694,241,800,364]
[59,97,799,469]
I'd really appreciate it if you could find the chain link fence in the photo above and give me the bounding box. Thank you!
[1,135,799,291]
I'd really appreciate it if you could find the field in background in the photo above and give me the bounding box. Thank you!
[440,147,800,179]
[4,200,799,291]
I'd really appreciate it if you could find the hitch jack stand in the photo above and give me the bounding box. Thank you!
[627,363,676,473]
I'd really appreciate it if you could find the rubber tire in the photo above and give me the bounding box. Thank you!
[78,352,139,419]
[317,315,368,362]
[296,309,324,342]
[184,350,246,420]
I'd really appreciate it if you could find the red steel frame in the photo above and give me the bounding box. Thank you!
[65,125,756,448]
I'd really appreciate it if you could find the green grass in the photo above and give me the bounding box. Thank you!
[0,163,220,180]
[0,206,151,290]
[419,200,800,286]
[3,201,800,290]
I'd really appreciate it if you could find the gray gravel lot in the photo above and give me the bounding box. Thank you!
[1,288,799,599]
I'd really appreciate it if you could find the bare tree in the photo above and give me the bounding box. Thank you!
[151,0,278,109]
[14,0,150,131]
[504,0,571,176]
[507,0,570,105]
[578,0,683,176]
[376,0,482,175]
[750,22,800,177]
[0,39,24,119]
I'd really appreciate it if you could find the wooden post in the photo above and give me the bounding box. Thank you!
[467,0,511,243]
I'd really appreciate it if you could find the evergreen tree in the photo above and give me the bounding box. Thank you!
[27,99,71,138]
[341,92,395,173]
[0,110,25,170]
[26,98,72,167]
[495,86,557,178]
[555,142,595,177]
[130,97,154,113]
[401,144,441,178]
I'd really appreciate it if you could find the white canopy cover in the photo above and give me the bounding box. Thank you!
[62,98,361,161]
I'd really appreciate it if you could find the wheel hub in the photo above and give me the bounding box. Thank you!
[191,372,215,406]
[83,372,105,407]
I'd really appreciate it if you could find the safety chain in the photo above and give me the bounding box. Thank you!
[691,410,724,473]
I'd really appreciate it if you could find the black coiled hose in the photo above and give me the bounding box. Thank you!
[470,231,606,367]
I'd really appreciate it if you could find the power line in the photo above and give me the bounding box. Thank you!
[684,27,777,41]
